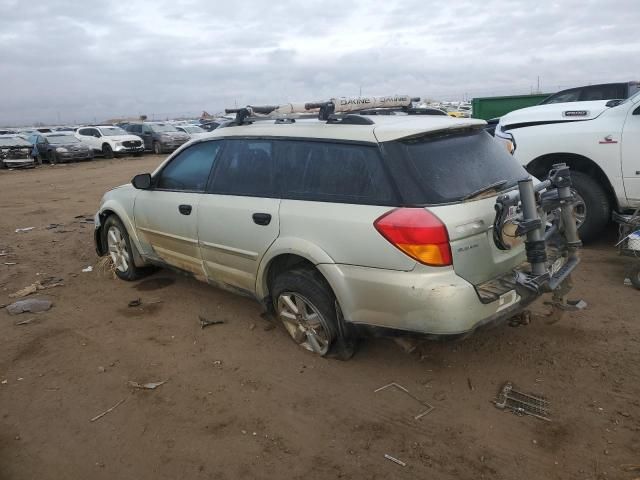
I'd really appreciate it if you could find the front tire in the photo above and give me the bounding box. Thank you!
[630,263,640,290]
[47,150,58,165]
[153,142,162,155]
[102,215,145,281]
[102,144,114,158]
[570,171,610,242]
[272,269,338,356]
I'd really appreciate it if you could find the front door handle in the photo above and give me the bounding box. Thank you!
[252,213,272,226]
[178,204,192,215]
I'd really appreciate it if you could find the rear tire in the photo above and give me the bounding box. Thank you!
[47,150,57,165]
[153,142,162,155]
[102,144,114,159]
[570,171,610,242]
[102,215,146,281]
[630,263,640,290]
[272,269,338,356]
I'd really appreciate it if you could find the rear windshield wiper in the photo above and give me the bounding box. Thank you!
[461,180,508,201]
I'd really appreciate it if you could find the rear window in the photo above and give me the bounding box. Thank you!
[580,84,626,101]
[386,129,528,205]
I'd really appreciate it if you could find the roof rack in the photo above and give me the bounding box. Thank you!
[224,95,421,125]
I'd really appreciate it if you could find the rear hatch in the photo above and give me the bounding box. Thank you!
[381,127,530,286]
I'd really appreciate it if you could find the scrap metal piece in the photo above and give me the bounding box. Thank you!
[374,382,434,420]
[384,454,406,467]
[127,380,166,390]
[199,315,225,329]
[494,382,550,422]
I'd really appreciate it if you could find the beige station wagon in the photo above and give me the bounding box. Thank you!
[94,97,581,358]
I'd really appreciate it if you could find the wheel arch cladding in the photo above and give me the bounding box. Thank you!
[259,253,337,308]
[527,152,618,210]
[96,209,146,267]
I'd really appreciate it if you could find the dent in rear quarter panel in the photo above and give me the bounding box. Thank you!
[277,200,417,271]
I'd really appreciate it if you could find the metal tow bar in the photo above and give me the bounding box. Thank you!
[494,163,587,322]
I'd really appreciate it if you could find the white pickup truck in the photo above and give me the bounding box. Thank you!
[495,92,640,241]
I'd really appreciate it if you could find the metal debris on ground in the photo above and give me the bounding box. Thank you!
[14,318,37,326]
[4,262,17,266]
[89,399,126,422]
[9,277,64,298]
[621,464,640,472]
[384,454,407,467]
[494,382,551,422]
[127,298,163,308]
[6,298,52,315]
[374,382,434,420]
[15,227,35,233]
[127,380,167,390]
[199,315,225,329]
[82,266,93,273]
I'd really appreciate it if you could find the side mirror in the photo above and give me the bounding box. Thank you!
[132,173,152,190]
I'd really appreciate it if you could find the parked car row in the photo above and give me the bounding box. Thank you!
[0,120,232,167]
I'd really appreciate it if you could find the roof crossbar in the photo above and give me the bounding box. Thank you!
[225,95,420,125]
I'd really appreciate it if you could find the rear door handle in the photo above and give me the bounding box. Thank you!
[252,213,272,226]
[178,204,192,215]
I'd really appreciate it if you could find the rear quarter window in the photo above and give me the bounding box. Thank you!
[275,140,396,205]
[384,129,528,205]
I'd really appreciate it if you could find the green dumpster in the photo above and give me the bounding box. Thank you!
[472,94,552,120]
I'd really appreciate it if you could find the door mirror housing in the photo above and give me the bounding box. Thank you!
[132,173,152,190]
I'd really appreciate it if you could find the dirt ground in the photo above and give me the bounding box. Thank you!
[0,155,638,480]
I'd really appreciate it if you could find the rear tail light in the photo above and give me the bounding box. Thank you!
[374,208,452,266]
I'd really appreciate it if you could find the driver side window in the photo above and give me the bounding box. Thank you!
[155,141,222,192]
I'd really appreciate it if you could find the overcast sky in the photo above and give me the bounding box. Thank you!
[1,0,639,125]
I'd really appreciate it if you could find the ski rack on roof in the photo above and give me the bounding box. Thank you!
[225,95,421,125]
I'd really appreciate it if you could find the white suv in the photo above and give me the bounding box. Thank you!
[94,96,582,358]
[75,126,144,158]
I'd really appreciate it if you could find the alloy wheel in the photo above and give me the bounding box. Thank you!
[107,225,130,273]
[277,292,332,355]
[572,189,587,228]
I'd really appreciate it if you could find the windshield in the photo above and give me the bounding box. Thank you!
[184,126,205,133]
[101,127,127,136]
[47,135,80,144]
[150,123,178,133]
[385,129,529,204]
[0,136,31,147]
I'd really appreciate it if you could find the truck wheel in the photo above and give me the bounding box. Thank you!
[153,142,162,155]
[102,144,114,158]
[570,171,610,242]
[630,263,640,290]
